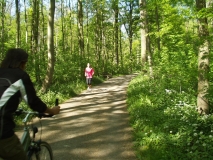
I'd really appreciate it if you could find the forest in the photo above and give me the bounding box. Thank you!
[0,0,213,159]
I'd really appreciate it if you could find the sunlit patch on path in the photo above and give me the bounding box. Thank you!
[33,74,138,160]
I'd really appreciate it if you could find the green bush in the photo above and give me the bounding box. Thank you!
[127,73,213,160]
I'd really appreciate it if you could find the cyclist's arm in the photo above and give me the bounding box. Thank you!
[22,72,60,115]
[21,72,47,113]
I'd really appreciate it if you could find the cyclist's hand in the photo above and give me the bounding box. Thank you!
[45,106,60,115]
[52,106,60,115]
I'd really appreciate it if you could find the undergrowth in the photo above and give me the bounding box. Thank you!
[127,73,213,160]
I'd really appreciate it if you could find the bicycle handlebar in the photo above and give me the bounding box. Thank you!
[15,99,59,123]
[15,109,53,123]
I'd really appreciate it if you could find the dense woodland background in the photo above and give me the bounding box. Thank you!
[0,0,141,89]
[0,0,210,113]
[1,0,213,159]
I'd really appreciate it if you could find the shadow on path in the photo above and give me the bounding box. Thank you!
[32,74,138,160]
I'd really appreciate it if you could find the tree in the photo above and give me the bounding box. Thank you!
[42,0,55,92]
[68,0,74,55]
[154,0,161,58]
[120,0,139,73]
[77,0,84,76]
[31,0,41,82]
[24,0,28,47]
[139,0,147,64]
[60,0,65,52]
[196,0,210,114]
[112,0,119,66]
[15,0,20,47]
[139,0,153,77]
[0,0,6,57]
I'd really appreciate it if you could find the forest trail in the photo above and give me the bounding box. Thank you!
[25,74,138,160]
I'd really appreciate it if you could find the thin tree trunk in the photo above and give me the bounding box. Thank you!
[100,9,104,72]
[15,0,20,47]
[0,0,6,58]
[129,2,133,73]
[40,0,46,77]
[24,0,28,47]
[95,5,101,74]
[147,34,153,78]
[42,0,55,92]
[120,24,123,72]
[139,0,147,65]
[64,1,68,51]
[196,0,210,114]
[41,0,46,47]
[113,0,119,66]
[207,0,213,37]
[32,0,40,82]
[68,0,73,55]
[61,0,65,52]
[77,0,84,77]
[155,1,161,58]
[85,0,89,61]
[121,0,134,73]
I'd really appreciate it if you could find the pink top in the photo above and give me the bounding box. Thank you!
[85,67,94,78]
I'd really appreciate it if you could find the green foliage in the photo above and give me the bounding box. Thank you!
[127,0,213,158]
[1,1,212,158]
[127,73,213,160]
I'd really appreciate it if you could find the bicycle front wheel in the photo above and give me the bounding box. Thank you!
[30,141,53,160]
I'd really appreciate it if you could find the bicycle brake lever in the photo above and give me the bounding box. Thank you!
[55,98,59,106]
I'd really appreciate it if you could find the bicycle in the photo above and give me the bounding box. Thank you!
[0,99,58,160]
[16,109,54,160]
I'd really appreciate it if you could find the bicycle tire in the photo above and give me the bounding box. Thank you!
[28,141,53,160]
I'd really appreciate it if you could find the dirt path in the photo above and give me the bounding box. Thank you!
[33,74,137,160]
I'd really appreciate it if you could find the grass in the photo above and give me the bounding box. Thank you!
[127,73,213,160]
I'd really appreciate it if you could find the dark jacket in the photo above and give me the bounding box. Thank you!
[0,68,47,139]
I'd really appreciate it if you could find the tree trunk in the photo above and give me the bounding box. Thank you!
[85,0,89,61]
[31,0,41,82]
[129,2,133,73]
[15,0,20,47]
[139,0,147,65]
[24,0,28,47]
[61,0,65,52]
[77,0,84,77]
[0,0,6,58]
[155,2,161,59]
[207,0,213,37]
[42,0,55,92]
[147,34,153,78]
[95,5,101,75]
[196,0,210,114]
[119,24,123,71]
[68,0,73,55]
[112,0,119,66]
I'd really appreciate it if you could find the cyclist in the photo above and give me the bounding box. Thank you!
[0,48,60,160]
